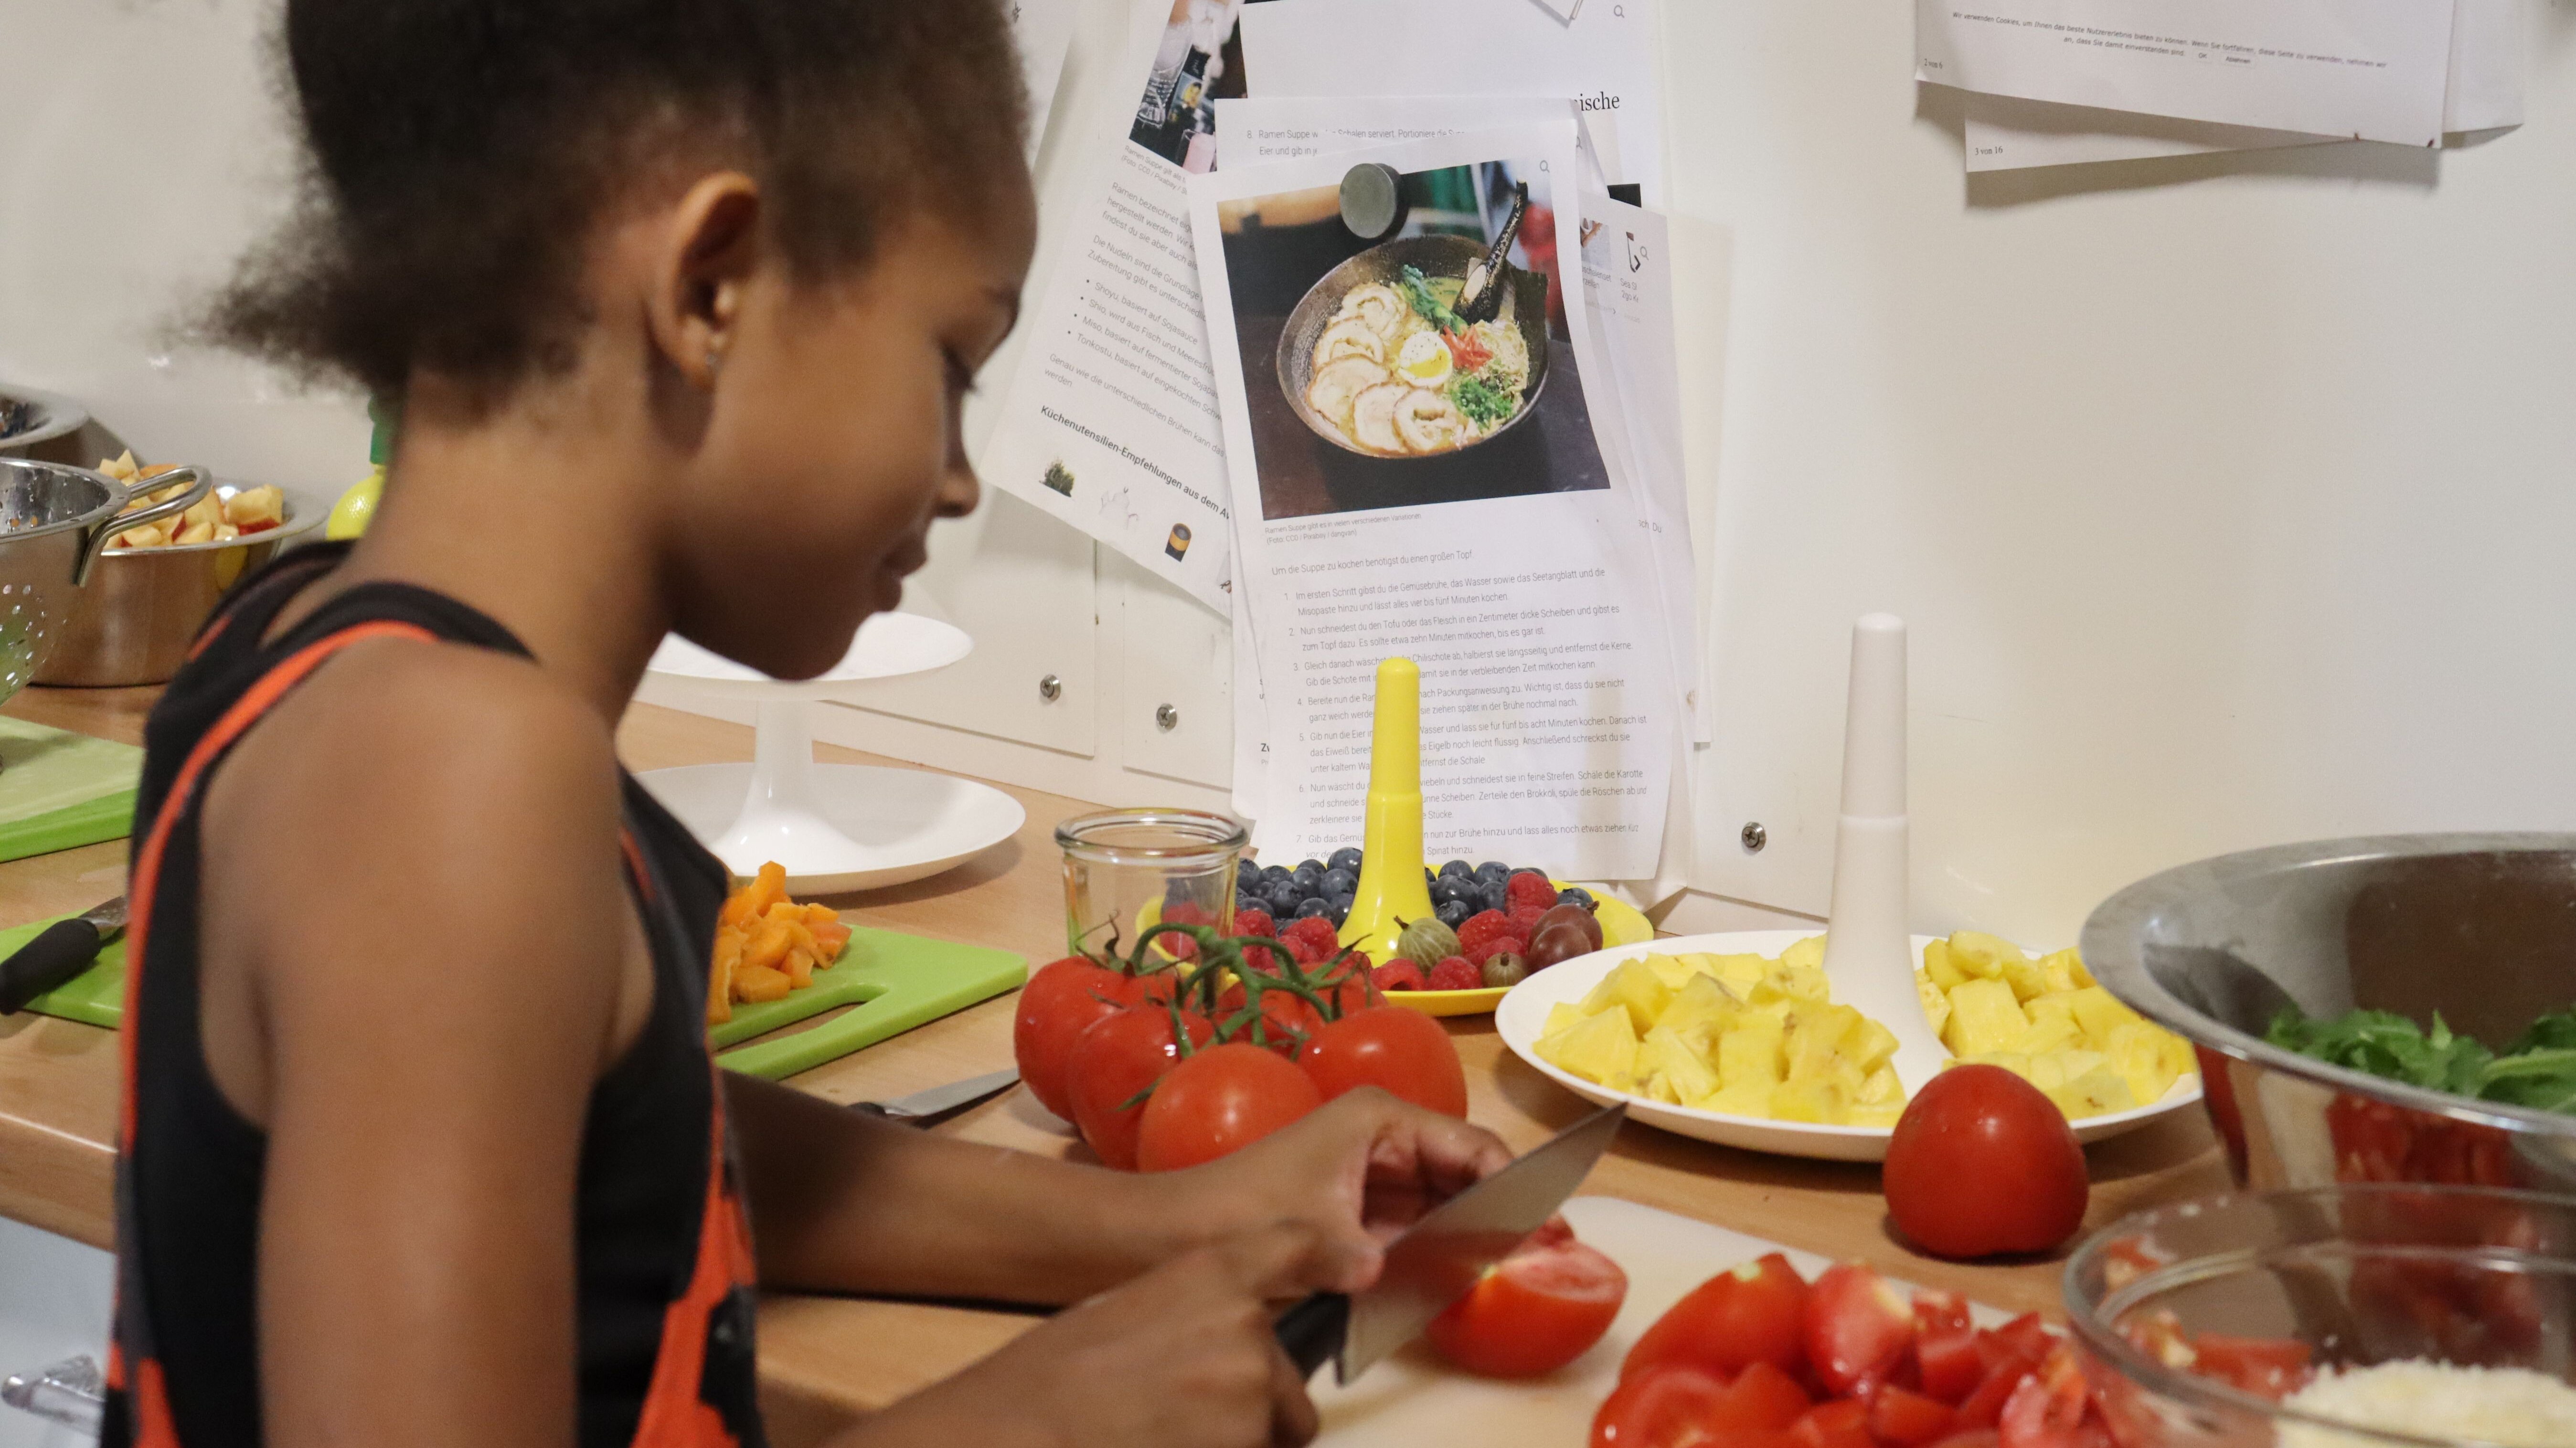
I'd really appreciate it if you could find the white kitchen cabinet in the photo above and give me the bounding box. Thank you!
[1112,553,1233,793]
[0,1218,110,1447]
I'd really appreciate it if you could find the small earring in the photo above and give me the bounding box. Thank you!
[704,345,723,380]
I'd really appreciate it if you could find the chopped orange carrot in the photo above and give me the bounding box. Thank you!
[782,947,814,989]
[733,964,792,1003]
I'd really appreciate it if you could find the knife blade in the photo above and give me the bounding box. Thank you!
[1276,1101,1625,1385]
[851,1067,1021,1125]
[0,898,127,1016]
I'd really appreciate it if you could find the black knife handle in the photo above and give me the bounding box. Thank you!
[0,919,103,1015]
[1273,1292,1348,1380]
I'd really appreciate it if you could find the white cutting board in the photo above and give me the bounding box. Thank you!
[1314,1197,1831,1445]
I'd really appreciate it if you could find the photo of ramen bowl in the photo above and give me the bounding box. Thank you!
[1276,234,1550,461]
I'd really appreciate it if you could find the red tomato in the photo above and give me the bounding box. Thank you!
[1997,1344,2090,1448]
[1621,1251,1812,1384]
[1930,1434,2001,1448]
[1134,1043,1320,1172]
[1065,1004,1212,1170]
[1913,1290,1972,1339]
[1790,1398,1873,1448]
[1804,1262,1916,1396]
[1213,981,1326,1057]
[1426,1230,1629,1377]
[1883,1066,2089,1259]
[1012,957,1171,1120]
[1295,1005,1468,1116]
[1958,1334,2054,1430]
[1592,1363,1809,1448]
[2191,1333,2312,1402]
[1871,1386,1962,1447]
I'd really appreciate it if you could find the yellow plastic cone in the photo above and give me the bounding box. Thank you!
[1338,657,1439,959]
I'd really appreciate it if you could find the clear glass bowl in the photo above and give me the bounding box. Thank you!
[2065,1184,2576,1447]
[1055,808,1248,962]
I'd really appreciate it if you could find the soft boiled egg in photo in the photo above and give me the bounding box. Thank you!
[1395,331,1454,388]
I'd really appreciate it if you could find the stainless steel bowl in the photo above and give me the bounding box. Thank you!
[0,384,90,454]
[0,458,213,704]
[2083,834,2576,1195]
[34,486,323,687]
[1275,233,1551,459]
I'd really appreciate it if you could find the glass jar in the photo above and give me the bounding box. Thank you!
[1055,808,1249,961]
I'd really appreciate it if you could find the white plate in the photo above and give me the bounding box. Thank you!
[0,383,88,452]
[1496,929,2206,1163]
[639,762,1025,895]
[646,612,971,697]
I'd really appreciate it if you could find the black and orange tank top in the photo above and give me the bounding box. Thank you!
[102,542,766,1448]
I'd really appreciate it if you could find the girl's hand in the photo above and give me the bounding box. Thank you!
[847,1219,1356,1448]
[1172,1088,1517,1296]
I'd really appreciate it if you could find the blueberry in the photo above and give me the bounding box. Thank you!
[1290,863,1324,892]
[1262,863,1293,888]
[1297,858,1326,877]
[1556,887,1597,909]
[1327,846,1363,873]
[1481,881,1511,913]
[1474,860,1511,885]
[1237,893,1263,917]
[1428,876,1469,908]
[1425,866,1437,885]
[1266,881,1302,915]
[1439,859,1475,879]
[1435,898,1472,929]
[1326,895,1353,927]
[1294,896,1332,919]
[1322,867,1357,896]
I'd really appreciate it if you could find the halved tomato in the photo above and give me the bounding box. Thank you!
[1426,1228,1629,1378]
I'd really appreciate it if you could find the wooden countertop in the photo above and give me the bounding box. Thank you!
[0,687,2227,1447]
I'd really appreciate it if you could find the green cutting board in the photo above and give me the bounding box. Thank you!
[0,916,1025,1081]
[0,718,142,863]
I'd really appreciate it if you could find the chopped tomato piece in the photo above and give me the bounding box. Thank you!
[1913,1291,1972,1340]
[1957,1344,2050,1430]
[1918,1324,1986,1406]
[1594,1362,1808,1448]
[1805,1262,1917,1396]
[1624,1252,1813,1383]
[1790,1398,1873,1448]
[1997,1344,2091,1448]
[1872,1386,1963,1447]
[2191,1333,2313,1402]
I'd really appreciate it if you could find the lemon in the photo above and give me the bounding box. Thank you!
[326,468,383,540]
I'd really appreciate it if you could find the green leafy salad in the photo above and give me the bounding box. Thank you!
[2266,1004,2576,1114]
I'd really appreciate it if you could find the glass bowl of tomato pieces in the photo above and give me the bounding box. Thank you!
[2064,1184,2576,1448]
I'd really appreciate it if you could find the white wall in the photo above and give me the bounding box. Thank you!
[11,0,2574,946]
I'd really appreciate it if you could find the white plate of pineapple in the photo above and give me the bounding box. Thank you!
[1497,930,2203,1162]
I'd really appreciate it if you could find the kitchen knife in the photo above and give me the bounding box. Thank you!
[0,898,126,1016]
[1275,1101,1624,1385]
[851,1066,1021,1125]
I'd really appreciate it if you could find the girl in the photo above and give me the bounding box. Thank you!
[110,3,1511,1446]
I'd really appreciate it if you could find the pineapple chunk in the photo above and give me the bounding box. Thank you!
[1707,953,1769,995]
[1543,1003,1586,1038]
[1943,977,2030,1057]
[2039,949,2086,995]
[1917,972,1952,1038]
[1846,1102,1906,1128]
[1537,1006,1639,1088]
[2045,1067,2140,1120]
[2000,953,2051,1004]
[1697,1080,1774,1118]
[1639,1025,1723,1105]
[1922,938,1969,991]
[1755,961,1832,1006]
[2026,994,2078,1035]
[1579,960,1674,1036]
[1770,1077,1843,1123]
[2065,986,2143,1046]
[2004,1014,2081,1057]
[1844,1014,1901,1073]
[1718,1010,1788,1089]
[2106,1020,2184,1105]
[1857,1062,1905,1106]
[1643,952,1703,991]
[1952,1051,2035,1083]
[1784,1001,1863,1083]
[1657,974,1743,1055]
[1779,935,1827,972]
[1946,930,2021,980]
[2026,1049,2108,1092]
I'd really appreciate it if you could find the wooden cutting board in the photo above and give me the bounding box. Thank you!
[0,916,1025,1082]
[1312,1196,2010,1446]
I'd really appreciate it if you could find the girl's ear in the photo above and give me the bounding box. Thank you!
[647,172,764,391]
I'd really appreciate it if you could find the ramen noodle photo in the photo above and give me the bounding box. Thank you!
[1302,264,1534,457]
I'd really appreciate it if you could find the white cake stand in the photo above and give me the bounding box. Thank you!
[637,614,1026,895]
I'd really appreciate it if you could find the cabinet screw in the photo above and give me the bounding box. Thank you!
[1740,822,1768,853]
[1038,674,1062,703]
[1156,703,1180,731]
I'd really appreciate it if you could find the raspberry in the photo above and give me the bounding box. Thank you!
[1456,909,1514,954]
[1427,956,1483,991]
[1506,870,1558,913]
[1232,908,1276,940]
[1372,959,1428,992]
[1466,934,1526,968]
[1508,903,1547,939]
[1281,914,1338,954]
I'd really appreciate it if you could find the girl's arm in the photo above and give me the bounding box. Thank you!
[202,646,646,1448]
[730,1071,1513,1305]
